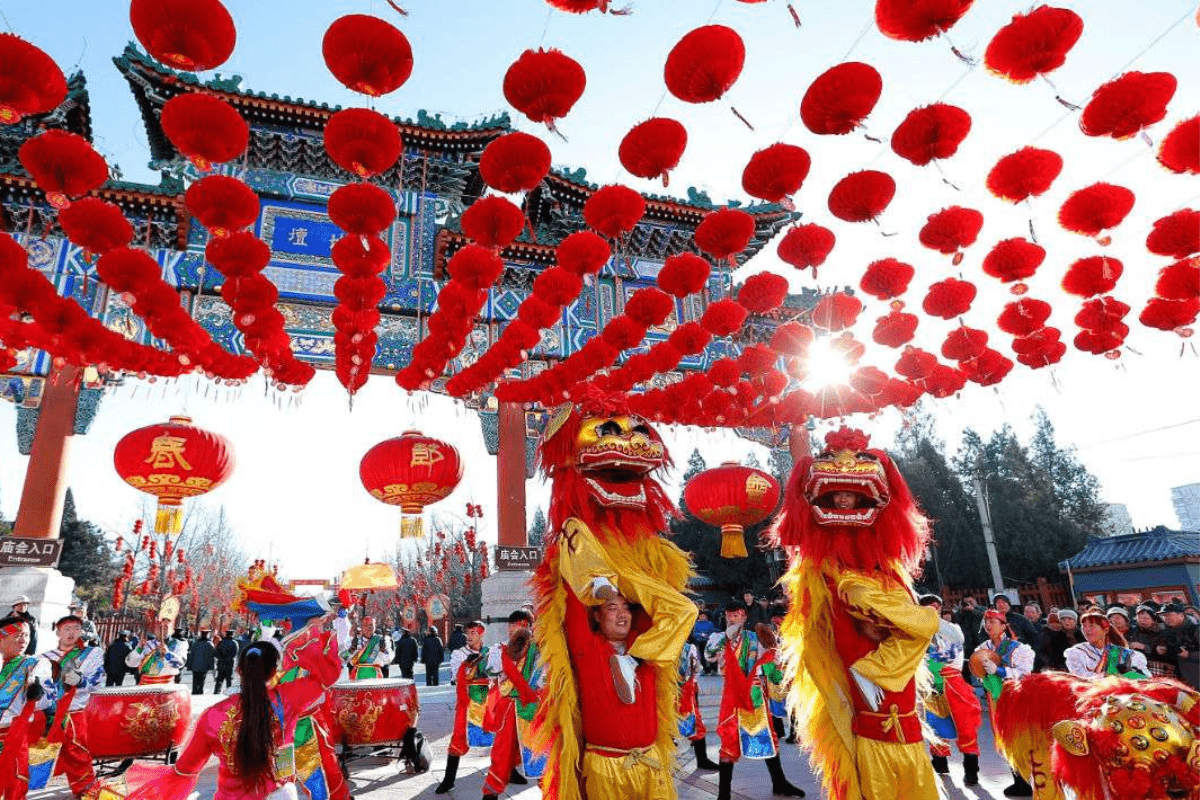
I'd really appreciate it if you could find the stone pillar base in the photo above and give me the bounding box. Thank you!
[0,566,75,648]
[480,570,535,644]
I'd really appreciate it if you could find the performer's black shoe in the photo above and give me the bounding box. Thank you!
[691,739,719,770]
[717,762,734,800]
[765,755,805,797]
[1003,771,1033,797]
[785,731,797,744]
[482,795,498,800]
[434,755,458,794]
[963,753,979,786]
[509,767,529,785]
[931,755,949,774]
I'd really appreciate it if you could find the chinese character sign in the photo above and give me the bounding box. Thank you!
[359,431,464,539]
[494,546,542,571]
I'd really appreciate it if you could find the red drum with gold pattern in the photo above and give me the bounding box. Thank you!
[84,684,191,758]
[325,678,418,746]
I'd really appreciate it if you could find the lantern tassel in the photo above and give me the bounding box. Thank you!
[401,515,424,539]
[730,106,754,131]
[720,524,748,559]
[155,502,183,536]
[787,3,801,27]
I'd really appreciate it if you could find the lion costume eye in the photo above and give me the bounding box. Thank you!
[596,420,623,437]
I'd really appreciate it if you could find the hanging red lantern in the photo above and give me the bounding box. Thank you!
[359,432,464,538]
[941,326,989,361]
[683,462,780,558]
[545,0,624,13]
[129,0,236,72]
[461,195,525,250]
[114,415,234,535]
[1062,256,1123,297]
[1146,210,1200,259]
[1155,259,1199,301]
[918,206,983,264]
[331,234,389,278]
[961,348,1013,386]
[777,224,835,276]
[95,246,162,295]
[1158,116,1199,175]
[160,93,248,170]
[875,0,975,42]
[323,108,402,178]
[982,237,1045,290]
[619,117,687,186]
[479,131,552,194]
[583,185,645,239]
[328,183,396,236]
[895,347,938,381]
[924,364,967,398]
[447,244,504,292]
[1140,297,1199,333]
[890,102,972,166]
[984,6,1084,84]
[1012,328,1065,368]
[206,231,270,278]
[664,25,745,104]
[741,143,810,207]
[737,272,789,313]
[503,48,586,132]
[57,198,133,257]
[771,321,814,355]
[701,299,749,336]
[18,130,108,209]
[1058,183,1135,242]
[997,298,1052,336]
[800,62,883,135]
[811,292,863,331]
[1080,71,1177,140]
[185,175,259,237]
[1075,297,1129,331]
[322,15,413,97]
[656,253,711,298]
[555,231,611,276]
[986,147,1063,204]
[859,258,914,300]
[694,208,755,265]
[0,34,67,125]
[873,311,919,347]
[923,278,977,319]
[828,170,896,224]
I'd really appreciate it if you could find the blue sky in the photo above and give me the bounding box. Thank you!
[1,0,1198,578]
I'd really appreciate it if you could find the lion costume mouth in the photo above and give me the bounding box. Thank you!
[804,448,890,527]
[574,415,665,509]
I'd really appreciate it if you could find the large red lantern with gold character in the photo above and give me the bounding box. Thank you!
[113,415,234,535]
[684,461,780,559]
[359,431,463,538]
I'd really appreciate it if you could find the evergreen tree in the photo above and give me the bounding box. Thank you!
[746,451,762,470]
[682,448,707,483]
[57,489,119,606]
[528,507,547,548]
[768,447,793,485]
[670,513,774,598]
[1029,408,1105,531]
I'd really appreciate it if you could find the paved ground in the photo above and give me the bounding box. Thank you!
[33,664,1028,799]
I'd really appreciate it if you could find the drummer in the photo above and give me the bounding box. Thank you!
[973,607,1036,798]
[344,616,391,680]
[42,615,105,797]
[918,594,981,787]
[0,615,57,800]
[481,610,543,800]
[435,620,493,795]
[125,621,188,685]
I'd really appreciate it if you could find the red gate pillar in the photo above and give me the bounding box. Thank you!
[789,422,811,465]
[496,401,528,547]
[14,365,81,539]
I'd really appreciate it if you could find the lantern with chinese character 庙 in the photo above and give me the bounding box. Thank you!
[359,431,463,538]
[683,461,781,559]
[113,415,234,535]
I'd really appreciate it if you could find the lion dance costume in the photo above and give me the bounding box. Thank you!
[773,428,940,800]
[530,397,697,800]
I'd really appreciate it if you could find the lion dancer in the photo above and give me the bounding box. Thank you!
[975,608,1037,798]
[481,611,543,800]
[678,637,719,770]
[528,396,698,800]
[434,620,494,795]
[773,428,941,800]
[0,615,57,800]
[39,615,104,796]
[917,594,982,786]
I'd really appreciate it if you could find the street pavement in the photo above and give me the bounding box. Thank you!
[33,664,1030,800]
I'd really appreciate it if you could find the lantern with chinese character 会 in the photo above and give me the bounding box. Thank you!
[359,431,463,538]
[683,461,781,559]
[113,415,234,535]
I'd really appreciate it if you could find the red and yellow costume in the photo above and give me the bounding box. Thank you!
[41,642,105,795]
[677,643,707,741]
[924,618,981,761]
[773,428,940,800]
[447,644,493,757]
[482,637,544,794]
[530,399,696,800]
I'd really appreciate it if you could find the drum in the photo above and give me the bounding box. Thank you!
[326,678,419,746]
[84,684,191,759]
[969,649,1002,680]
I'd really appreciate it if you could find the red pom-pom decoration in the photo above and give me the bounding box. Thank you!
[800,62,883,135]
[185,175,259,236]
[447,245,504,292]
[875,0,975,42]
[479,131,552,194]
[890,103,972,166]
[503,48,586,130]
[701,299,749,336]
[664,25,745,104]
[1140,297,1199,331]
[327,182,396,236]
[925,364,968,398]
[770,321,814,354]
[96,246,162,294]
[984,6,1083,84]
[0,34,67,124]
[584,185,646,238]
[997,297,1052,336]
[619,117,687,185]
[986,147,1063,204]
[18,129,108,209]
[657,253,711,298]
[1062,256,1123,297]
[919,206,984,259]
[942,326,989,361]
[324,108,401,178]
[895,347,937,381]
[462,196,525,250]
[1155,259,1199,301]
[1146,210,1200,259]
[1080,71,1177,140]
[1073,328,1126,355]
[873,310,919,347]
[1074,296,1129,330]
[777,223,835,275]
[624,288,675,326]
[982,237,1045,285]
[828,170,896,223]
[694,208,756,264]
[206,231,270,278]
[859,258,915,300]
[811,292,863,331]
[741,143,810,205]
[160,93,248,170]
[129,0,236,72]
[923,277,977,319]
[1158,116,1199,175]
[531,267,583,307]
[737,272,789,313]
[58,198,133,256]
[330,235,388,278]
[322,15,413,97]
[961,348,1013,386]
[1058,183,1135,239]
[556,231,611,276]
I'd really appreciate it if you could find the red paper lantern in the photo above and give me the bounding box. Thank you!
[737,272,788,313]
[1080,71,1177,140]
[324,108,402,178]
[1146,210,1200,259]
[984,6,1084,84]
[811,292,863,331]
[546,0,620,13]
[129,0,236,72]
[859,258,914,300]
[114,415,234,535]
[185,176,259,236]
[924,364,967,398]
[873,311,919,347]
[503,48,586,131]
[206,231,270,278]
[1058,183,1135,240]
[777,224,835,275]
[829,170,896,223]
[0,34,67,124]
[941,326,989,361]
[359,432,463,538]
[986,147,1063,204]
[1062,256,1123,297]
[1075,296,1129,330]
[447,244,505,292]
[701,299,749,336]
[683,462,780,558]
[694,208,756,265]
[584,185,646,238]
[982,238,1045,287]
[1073,328,1126,356]
[160,93,248,170]
[770,321,814,355]
[461,195,525,250]
[664,25,745,104]
[997,298,1052,336]
[58,198,133,256]
[961,348,1013,386]
[1140,297,1199,333]
[918,206,983,262]
[96,246,162,294]
[657,253,711,298]
[1155,259,1199,301]
[18,130,108,209]
[555,231,611,276]
[875,0,975,42]
[923,278,977,319]
[890,103,972,166]
[322,15,413,97]
[801,62,882,135]
[895,347,937,381]
[1158,116,1199,175]
[619,117,687,185]
[741,143,810,206]
[479,131,552,194]
[328,183,397,236]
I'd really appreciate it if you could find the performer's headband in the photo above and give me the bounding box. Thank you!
[0,621,26,638]
[1079,610,1109,627]
[982,609,1006,623]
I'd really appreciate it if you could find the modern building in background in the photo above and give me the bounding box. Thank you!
[1101,503,1135,537]
[1172,483,1200,532]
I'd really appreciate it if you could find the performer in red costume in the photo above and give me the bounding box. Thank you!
[917,594,982,786]
[480,611,541,800]
[0,616,56,800]
[677,637,719,770]
[435,620,493,794]
[41,615,105,796]
[772,428,941,800]
[529,394,697,800]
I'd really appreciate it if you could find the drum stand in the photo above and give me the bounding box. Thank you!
[336,728,430,777]
[93,745,178,778]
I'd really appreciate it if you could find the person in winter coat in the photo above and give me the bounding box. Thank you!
[421,629,445,686]
[396,629,419,679]
[104,631,132,686]
[214,631,240,693]
[446,624,467,653]
[188,631,216,694]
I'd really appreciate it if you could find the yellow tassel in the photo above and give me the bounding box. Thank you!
[155,503,182,536]
[721,524,748,558]
[400,515,423,539]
